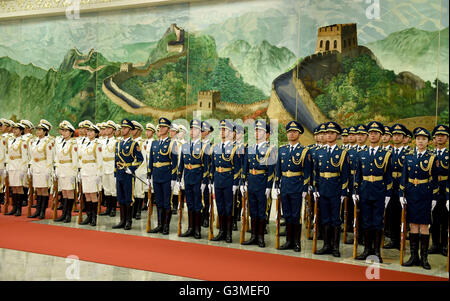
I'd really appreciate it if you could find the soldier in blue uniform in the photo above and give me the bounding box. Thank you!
[274,121,311,251]
[381,126,393,151]
[341,128,349,148]
[210,120,241,243]
[233,124,246,231]
[313,121,350,257]
[400,127,439,270]
[113,119,144,230]
[403,128,413,152]
[353,121,393,263]
[383,123,408,250]
[429,124,449,256]
[177,119,210,239]
[241,120,276,248]
[147,117,178,235]
[200,121,214,228]
[344,125,359,244]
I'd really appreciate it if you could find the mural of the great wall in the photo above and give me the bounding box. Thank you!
[0,0,448,144]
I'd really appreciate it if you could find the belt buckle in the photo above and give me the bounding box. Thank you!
[34,158,39,162]
[187,164,192,170]
[250,169,256,175]
[413,179,419,185]
[218,167,223,172]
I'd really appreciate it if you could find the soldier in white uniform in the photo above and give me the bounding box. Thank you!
[19,120,34,207]
[5,122,29,216]
[28,122,54,219]
[99,120,118,217]
[0,119,13,209]
[131,120,146,219]
[79,123,103,226]
[142,122,156,211]
[54,121,78,223]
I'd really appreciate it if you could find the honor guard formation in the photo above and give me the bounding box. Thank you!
[0,117,448,270]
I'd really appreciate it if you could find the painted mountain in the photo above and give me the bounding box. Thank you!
[367,27,449,84]
[219,40,297,95]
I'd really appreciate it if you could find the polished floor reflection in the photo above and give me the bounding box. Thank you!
[1,205,448,281]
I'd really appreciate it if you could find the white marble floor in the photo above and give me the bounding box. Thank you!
[1,206,448,281]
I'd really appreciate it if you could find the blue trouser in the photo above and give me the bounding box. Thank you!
[248,188,268,220]
[153,181,171,210]
[360,198,384,230]
[318,195,341,227]
[281,192,302,224]
[185,182,204,213]
[214,186,233,216]
[116,174,133,205]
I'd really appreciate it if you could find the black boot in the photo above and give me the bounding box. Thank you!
[135,198,143,220]
[279,223,293,250]
[39,196,49,219]
[124,205,133,230]
[5,194,17,216]
[194,211,202,239]
[54,198,68,222]
[110,197,117,217]
[90,202,97,226]
[316,225,332,255]
[226,216,232,243]
[242,218,258,245]
[356,230,372,260]
[64,199,74,223]
[428,227,441,254]
[403,233,421,266]
[332,226,341,257]
[100,196,111,216]
[29,195,42,218]
[181,211,194,237]
[257,218,266,248]
[374,230,383,263]
[112,205,126,229]
[202,209,209,228]
[15,194,24,216]
[212,215,226,241]
[293,223,302,252]
[149,208,164,233]
[162,208,172,235]
[420,234,431,270]
[80,202,92,225]
[57,192,64,210]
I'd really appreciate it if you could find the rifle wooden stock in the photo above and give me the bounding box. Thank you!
[3,174,10,214]
[312,197,319,254]
[240,191,247,244]
[177,192,183,236]
[52,177,58,220]
[399,205,407,265]
[343,196,348,243]
[77,182,83,224]
[97,190,102,214]
[146,185,152,233]
[306,192,312,240]
[352,203,359,259]
[27,175,33,217]
[208,191,215,240]
[275,194,281,249]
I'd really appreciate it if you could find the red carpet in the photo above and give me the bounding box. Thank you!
[0,208,447,281]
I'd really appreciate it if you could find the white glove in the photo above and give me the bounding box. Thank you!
[341,196,346,204]
[201,183,206,193]
[27,168,32,177]
[308,185,313,193]
[232,185,238,195]
[446,200,449,211]
[385,196,390,208]
[171,180,176,190]
[302,192,307,201]
[400,196,407,207]
[431,200,437,211]
[240,185,246,197]
[125,168,132,175]
[209,183,215,194]
[272,188,280,200]
[313,191,320,202]
[77,173,82,182]
[96,176,101,185]
[352,194,359,206]
[265,188,271,199]
[147,178,151,187]
[178,180,184,191]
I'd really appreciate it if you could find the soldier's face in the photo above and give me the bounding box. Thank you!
[382,134,391,143]
[435,134,448,145]
[392,134,404,145]
[368,131,381,144]
[347,134,356,143]
[287,130,300,142]
[13,128,21,137]
[402,136,409,144]
[36,128,45,138]
[255,129,266,141]
[342,136,348,143]
[356,133,367,144]
[415,136,429,150]
[146,130,155,139]
[236,132,243,142]
[326,131,338,143]
[121,127,131,137]
[61,129,71,139]
[159,126,169,137]
[104,127,113,136]
[190,127,200,140]
[87,129,96,139]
